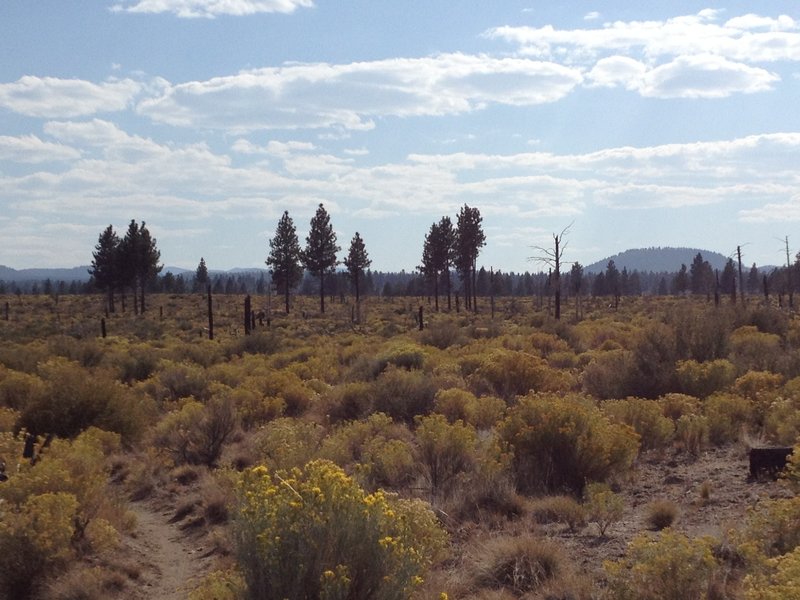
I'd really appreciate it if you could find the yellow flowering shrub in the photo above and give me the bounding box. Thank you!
[604,529,717,600]
[234,460,446,600]
[499,392,639,495]
[0,491,79,598]
[744,546,800,600]
[601,397,674,451]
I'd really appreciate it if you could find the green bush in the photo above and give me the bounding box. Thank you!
[704,393,753,445]
[415,414,478,498]
[675,359,736,398]
[584,483,624,537]
[233,460,447,600]
[153,396,238,466]
[499,393,639,495]
[320,413,416,490]
[372,366,437,422]
[17,359,148,442]
[472,349,573,400]
[601,397,674,452]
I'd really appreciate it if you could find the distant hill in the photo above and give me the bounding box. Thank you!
[0,265,92,282]
[584,247,730,274]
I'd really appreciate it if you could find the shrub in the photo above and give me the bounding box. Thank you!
[190,569,246,600]
[529,495,586,532]
[581,349,634,400]
[372,366,437,422]
[704,393,753,445]
[658,393,701,422]
[470,536,565,595]
[433,388,505,429]
[738,495,800,563]
[604,529,717,600]
[154,359,210,403]
[0,492,79,599]
[675,359,736,398]
[253,418,324,472]
[601,397,674,452]
[415,414,478,498]
[225,385,285,430]
[584,483,624,537]
[730,326,783,373]
[420,319,466,349]
[676,414,708,457]
[17,359,147,442]
[320,413,416,490]
[764,398,800,445]
[499,393,639,495]
[645,499,679,530]
[0,367,45,410]
[473,349,573,399]
[625,322,678,398]
[322,382,375,423]
[743,546,800,600]
[153,396,238,466]
[233,460,447,600]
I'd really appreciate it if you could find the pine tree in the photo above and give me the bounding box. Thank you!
[454,205,486,312]
[267,211,303,314]
[136,222,162,312]
[343,232,371,303]
[302,203,340,314]
[195,257,209,291]
[89,225,120,313]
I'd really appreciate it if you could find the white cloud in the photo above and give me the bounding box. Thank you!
[231,139,316,155]
[136,53,582,131]
[485,10,800,64]
[586,56,647,89]
[111,0,313,18]
[0,76,141,118]
[584,11,600,21]
[739,197,800,222]
[0,135,81,163]
[725,14,796,32]
[641,54,780,98]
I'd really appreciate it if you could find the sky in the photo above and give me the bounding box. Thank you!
[1,1,799,273]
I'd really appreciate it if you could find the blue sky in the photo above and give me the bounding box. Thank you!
[1,1,799,272]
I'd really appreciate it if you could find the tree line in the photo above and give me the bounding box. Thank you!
[89,220,162,314]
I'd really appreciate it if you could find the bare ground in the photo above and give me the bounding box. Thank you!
[119,500,216,599]
[540,443,793,579]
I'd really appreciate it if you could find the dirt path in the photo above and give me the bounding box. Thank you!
[123,501,210,599]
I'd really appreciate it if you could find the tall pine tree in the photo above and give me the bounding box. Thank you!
[303,203,340,314]
[343,232,371,303]
[89,225,120,313]
[267,211,303,314]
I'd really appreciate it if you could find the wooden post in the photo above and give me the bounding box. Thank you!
[159,305,163,320]
[3,301,8,321]
[100,318,106,338]
[207,285,214,340]
[244,295,251,335]
[418,305,424,331]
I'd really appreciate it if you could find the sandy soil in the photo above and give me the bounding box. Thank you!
[121,500,214,599]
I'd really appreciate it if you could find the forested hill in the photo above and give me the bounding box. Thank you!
[584,247,730,274]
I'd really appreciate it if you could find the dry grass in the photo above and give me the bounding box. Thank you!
[470,535,566,596]
[528,495,586,532]
[646,499,680,530]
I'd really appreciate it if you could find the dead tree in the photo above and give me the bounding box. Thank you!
[528,224,572,320]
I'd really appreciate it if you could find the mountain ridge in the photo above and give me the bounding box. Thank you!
[584,247,732,274]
